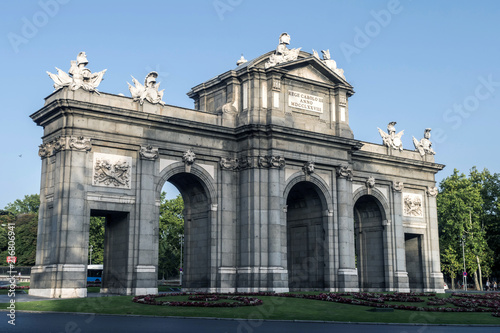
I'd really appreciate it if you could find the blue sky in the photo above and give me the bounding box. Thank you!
[0,0,499,207]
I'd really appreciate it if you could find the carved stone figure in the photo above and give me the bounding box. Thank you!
[139,145,159,160]
[183,149,196,165]
[68,136,91,152]
[413,128,436,157]
[265,33,301,69]
[259,156,286,169]
[366,177,375,188]
[47,52,106,94]
[220,157,239,170]
[336,165,353,180]
[403,193,423,217]
[303,161,315,175]
[378,122,404,151]
[236,54,248,66]
[426,186,438,197]
[128,72,165,105]
[321,49,345,79]
[392,181,404,192]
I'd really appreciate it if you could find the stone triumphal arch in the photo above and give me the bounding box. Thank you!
[30,35,444,298]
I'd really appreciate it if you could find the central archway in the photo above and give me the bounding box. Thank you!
[286,181,327,290]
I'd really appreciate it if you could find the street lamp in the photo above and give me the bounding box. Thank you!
[460,235,466,291]
[179,234,184,287]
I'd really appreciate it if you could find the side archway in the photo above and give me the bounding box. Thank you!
[352,190,388,291]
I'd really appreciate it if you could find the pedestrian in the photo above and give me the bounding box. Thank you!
[494,281,498,291]
[486,280,490,291]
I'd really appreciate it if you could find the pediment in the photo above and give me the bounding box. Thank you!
[275,57,352,88]
[242,51,351,88]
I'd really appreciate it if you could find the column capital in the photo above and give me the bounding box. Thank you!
[336,165,353,180]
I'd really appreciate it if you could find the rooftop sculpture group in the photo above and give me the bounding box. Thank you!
[378,122,436,157]
[264,33,301,69]
[128,71,165,106]
[47,52,107,94]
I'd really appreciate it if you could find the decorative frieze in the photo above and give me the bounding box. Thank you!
[403,193,423,218]
[392,181,404,192]
[258,155,285,169]
[426,186,438,197]
[93,153,132,189]
[39,136,91,158]
[139,145,159,160]
[336,165,353,180]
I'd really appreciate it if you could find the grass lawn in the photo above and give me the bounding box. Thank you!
[1,292,500,325]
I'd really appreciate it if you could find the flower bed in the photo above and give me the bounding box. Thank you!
[132,293,263,307]
[0,286,29,290]
[131,291,500,317]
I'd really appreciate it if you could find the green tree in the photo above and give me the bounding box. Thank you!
[5,194,40,215]
[158,192,184,280]
[88,217,105,265]
[1,194,40,267]
[438,169,493,290]
[469,167,500,277]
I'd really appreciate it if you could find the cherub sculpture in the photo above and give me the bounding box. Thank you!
[413,128,435,157]
[378,122,404,151]
[47,52,107,94]
[128,71,165,105]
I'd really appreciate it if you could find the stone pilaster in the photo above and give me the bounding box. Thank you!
[392,181,410,291]
[425,187,444,292]
[336,165,358,291]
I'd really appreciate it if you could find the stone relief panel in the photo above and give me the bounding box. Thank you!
[93,153,132,189]
[403,193,423,218]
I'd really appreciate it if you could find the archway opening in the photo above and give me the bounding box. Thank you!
[353,195,386,291]
[286,181,326,290]
[159,172,211,289]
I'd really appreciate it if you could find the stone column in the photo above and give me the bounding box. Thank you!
[336,165,358,291]
[426,186,444,292]
[392,181,410,292]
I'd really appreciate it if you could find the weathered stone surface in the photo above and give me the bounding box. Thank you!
[30,37,444,298]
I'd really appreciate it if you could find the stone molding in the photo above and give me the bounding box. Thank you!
[139,145,159,160]
[336,165,353,180]
[39,136,92,158]
[258,155,285,169]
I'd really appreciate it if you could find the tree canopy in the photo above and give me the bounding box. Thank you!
[438,168,499,289]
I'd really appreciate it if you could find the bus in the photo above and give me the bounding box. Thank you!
[87,264,103,282]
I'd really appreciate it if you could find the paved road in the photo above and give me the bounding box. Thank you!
[0,312,498,333]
